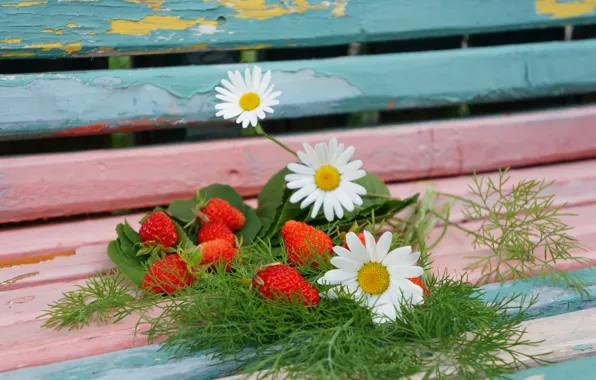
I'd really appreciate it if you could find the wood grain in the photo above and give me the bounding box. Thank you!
[4,41,596,139]
[1,0,594,59]
[3,106,596,223]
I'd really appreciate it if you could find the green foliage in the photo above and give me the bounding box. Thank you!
[107,222,150,286]
[444,170,589,292]
[143,267,546,380]
[39,269,140,330]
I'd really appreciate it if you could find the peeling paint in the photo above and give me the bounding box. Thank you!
[0,38,22,44]
[332,0,347,17]
[207,0,331,20]
[126,0,164,11]
[42,28,64,35]
[66,23,79,28]
[23,42,82,54]
[1,0,46,6]
[0,251,76,268]
[1,52,34,57]
[108,15,218,35]
[572,344,594,351]
[0,272,38,288]
[535,0,596,18]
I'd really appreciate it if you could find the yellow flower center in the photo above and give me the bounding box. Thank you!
[357,262,390,295]
[239,92,261,111]
[314,165,341,191]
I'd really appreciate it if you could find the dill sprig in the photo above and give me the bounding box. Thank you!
[39,269,145,330]
[427,169,591,292]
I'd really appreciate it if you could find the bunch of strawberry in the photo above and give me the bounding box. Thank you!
[139,198,245,295]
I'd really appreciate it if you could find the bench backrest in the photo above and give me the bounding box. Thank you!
[2,0,596,226]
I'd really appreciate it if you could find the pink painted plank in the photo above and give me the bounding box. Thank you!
[3,158,596,263]
[1,205,594,371]
[2,105,596,223]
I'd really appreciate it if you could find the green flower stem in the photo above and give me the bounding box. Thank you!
[430,209,479,238]
[255,123,297,157]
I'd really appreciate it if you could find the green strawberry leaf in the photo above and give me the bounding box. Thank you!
[107,227,149,287]
[236,203,262,245]
[121,221,141,244]
[173,220,196,250]
[194,184,244,208]
[167,200,196,223]
[256,168,291,238]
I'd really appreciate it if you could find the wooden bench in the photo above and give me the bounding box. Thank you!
[3,1,596,378]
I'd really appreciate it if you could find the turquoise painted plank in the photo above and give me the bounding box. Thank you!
[1,268,595,380]
[3,39,596,140]
[0,0,595,59]
[510,356,596,380]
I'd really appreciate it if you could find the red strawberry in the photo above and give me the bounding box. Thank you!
[139,212,178,248]
[197,221,235,246]
[253,263,319,307]
[142,254,192,294]
[281,220,333,267]
[408,277,429,296]
[199,198,245,231]
[199,239,238,271]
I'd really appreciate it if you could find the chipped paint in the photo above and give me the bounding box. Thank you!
[0,251,75,268]
[207,0,330,20]
[108,15,218,35]
[126,0,164,11]
[42,28,64,35]
[0,272,38,288]
[23,42,82,54]
[572,344,594,351]
[235,43,270,50]
[65,23,79,28]
[535,0,596,18]
[1,0,46,6]
[0,38,22,44]
[1,52,34,57]
[332,1,347,16]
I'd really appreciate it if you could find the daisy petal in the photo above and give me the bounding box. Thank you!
[287,177,314,190]
[259,70,272,93]
[330,256,360,272]
[311,196,324,218]
[336,146,355,166]
[363,231,378,261]
[345,232,367,257]
[252,66,262,92]
[287,163,315,175]
[289,183,317,204]
[332,246,366,265]
[334,188,355,212]
[341,169,367,182]
[339,160,363,174]
[331,194,344,220]
[323,192,335,222]
[300,189,322,209]
[388,265,424,279]
[382,248,418,267]
[376,232,393,259]
[318,269,357,285]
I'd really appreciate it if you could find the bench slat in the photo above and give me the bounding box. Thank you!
[3,267,596,377]
[2,106,596,223]
[2,158,596,260]
[3,40,596,139]
[0,0,593,59]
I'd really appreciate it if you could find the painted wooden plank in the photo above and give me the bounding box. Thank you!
[3,40,596,139]
[3,106,596,223]
[4,269,596,379]
[510,356,596,380]
[0,0,593,59]
[2,157,596,262]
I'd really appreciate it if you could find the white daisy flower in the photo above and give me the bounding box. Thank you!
[214,65,281,128]
[285,138,367,222]
[318,231,424,324]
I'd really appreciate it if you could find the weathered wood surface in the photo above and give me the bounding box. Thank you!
[2,157,596,260]
[0,0,593,59]
[3,41,596,139]
[3,269,596,379]
[1,162,595,372]
[511,355,596,380]
[3,106,596,223]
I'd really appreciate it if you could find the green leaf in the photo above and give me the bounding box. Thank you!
[106,239,146,287]
[167,200,196,223]
[121,221,141,245]
[268,197,308,239]
[237,203,262,245]
[173,220,196,250]
[195,184,244,208]
[256,168,291,238]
